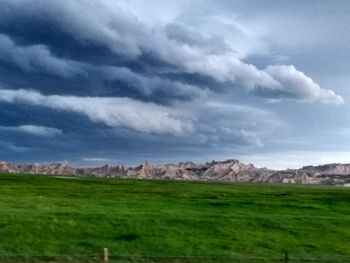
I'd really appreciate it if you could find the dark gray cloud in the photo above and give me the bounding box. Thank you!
[0,0,342,103]
[0,34,85,78]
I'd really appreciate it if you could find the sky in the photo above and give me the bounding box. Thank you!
[0,0,349,169]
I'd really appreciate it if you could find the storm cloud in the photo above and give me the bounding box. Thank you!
[0,0,342,103]
[0,0,347,166]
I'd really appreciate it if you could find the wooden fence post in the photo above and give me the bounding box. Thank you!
[103,248,109,263]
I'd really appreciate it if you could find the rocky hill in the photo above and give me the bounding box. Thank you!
[0,159,350,185]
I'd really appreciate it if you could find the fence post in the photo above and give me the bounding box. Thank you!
[284,250,289,262]
[103,248,109,263]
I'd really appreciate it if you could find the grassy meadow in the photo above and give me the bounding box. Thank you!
[0,174,349,262]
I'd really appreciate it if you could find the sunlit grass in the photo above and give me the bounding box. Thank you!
[0,174,349,262]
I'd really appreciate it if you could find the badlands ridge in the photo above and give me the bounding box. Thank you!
[1,159,350,185]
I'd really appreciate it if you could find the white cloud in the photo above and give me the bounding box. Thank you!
[0,89,194,136]
[0,124,62,137]
[265,65,344,104]
[16,125,62,137]
[0,88,282,148]
[82,157,112,162]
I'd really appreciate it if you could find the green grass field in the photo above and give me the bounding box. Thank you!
[0,174,349,262]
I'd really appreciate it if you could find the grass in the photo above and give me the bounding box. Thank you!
[0,174,349,262]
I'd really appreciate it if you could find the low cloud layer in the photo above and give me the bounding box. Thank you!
[265,65,343,104]
[0,124,62,137]
[0,34,84,78]
[0,89,193,136]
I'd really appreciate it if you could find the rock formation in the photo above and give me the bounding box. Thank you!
[0,159,350,185]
